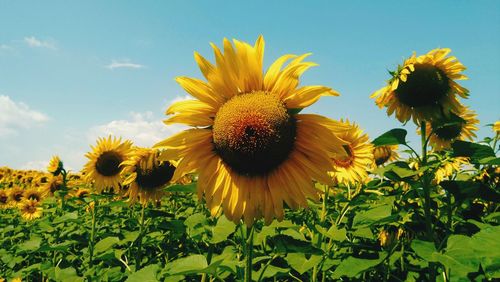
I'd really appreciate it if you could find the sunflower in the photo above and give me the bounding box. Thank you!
[0,189,11,209]
[24,187,47,202]
[155,36,348,226]
[329,119,374,185]
[493,121,500,135]
[73,188,90,198]
[373,145,399,166]
[425,106,478,151]
[8,186,25,206]
[18,199,43,220]
[47,155,63,176]
[121,148,176,205]
[43,175,64,195]
[371,48,468,124]
[83,136,133,192]
[434,157,469,184]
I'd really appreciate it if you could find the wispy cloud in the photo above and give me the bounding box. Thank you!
[24,36,57,50]
[105,59,146,70]
[0,95,49,137]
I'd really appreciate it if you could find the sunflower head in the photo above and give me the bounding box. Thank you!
[156,36,346,226]
[18,199,43,220]
[330,119,374,185]
[493,121,500,135]
[44,175,64,195]
[426,107,478,151]
[47,155,63,176]
[24,187,47,202]
[371,48,468,124]
[122,148,176,205]
[434,157,469,184]
[9,186,25,205]
[83,136,133,193]
[0,189,10,209]
[373,145,399,166]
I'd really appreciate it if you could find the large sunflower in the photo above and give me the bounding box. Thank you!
[155,36,348,226]
[83,136,133,192]
[425,106,478,151]
[121,147,176,205]
[371,48,468,124]
[329,119,374,185]
[18,199,43,220]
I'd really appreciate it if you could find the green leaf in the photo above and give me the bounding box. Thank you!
[269,235,321,254]
[331,253,387,279]
[452,141,496,163]
[18,236,42,252]
[52,212,79,224]
[286,253,322,274]
[210,216,236,244]
[352,204,392,227]
[166,254,208,275]
[372,129,407,146]
[126,264,159,282]
[94,236,120,254]
[411,240,437,261]
[253,265,289,280]
[55,266,83,282]
[165,183,197,193]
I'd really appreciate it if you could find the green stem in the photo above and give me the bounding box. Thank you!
[312,187,329,282]
[244,225,254,282]
[135,204,146,271]
[89,200,98,266]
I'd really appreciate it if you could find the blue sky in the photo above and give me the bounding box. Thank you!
[1,1,499,170]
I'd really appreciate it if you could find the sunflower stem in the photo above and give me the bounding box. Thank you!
[312,186,329,282]
[244,225,254,282]
[89,199,98,266]
[135,204,146,271]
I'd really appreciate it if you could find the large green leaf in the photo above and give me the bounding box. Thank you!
[286,253,322,274]
[452,140,496,163]
[372,129,407,146]
[54,266,83,282]
[18,236,42,252]
[411,240,436,262]
[352,204,393,227]
[126,264,159,282]
[210,216,236,244]
[94,236,120,254]
[165,183,197,193]
[165,254,208,275]
[331,253,387,279]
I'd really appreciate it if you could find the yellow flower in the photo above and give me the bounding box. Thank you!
[425,106,478,151]
[330,119,374,185]
[8,186,25,206]
[493,121,500,134]
[371,48,468,124]
[0,189,11,209]
[43,175,64,195]
[121,148,176,205]
[18,199,43,220]
[373,145,399,166]
[83,136,133,192]
[47,155,63,176]
[155,36,348,226]
[23,187,47,202]
[434,157,469,183]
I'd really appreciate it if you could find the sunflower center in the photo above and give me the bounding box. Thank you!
[333,145,355,168]
[95,151,123,176]
[14,192,23,202]
[395,63,450,108]
[0,194,7,204]
[374,146,392,166]
[432,113,465,140]
[136,162,175,190]
[212,91,296,176]
[26,204,36,213]
[28,193,40,201]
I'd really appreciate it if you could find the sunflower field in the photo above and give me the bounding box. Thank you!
[1,37,499,282]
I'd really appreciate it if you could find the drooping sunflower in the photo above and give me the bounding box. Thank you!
[0,189,11,209]
[373,145,399,166]
[43,174,64,195]
[434,157,469,184]
[425,106,479,151]
[8,186,25,206]
[47,155,63,176]
[24,187,47,202]
[329,119,374,185]
[121,147,176,205]
[155,36,348,226]
[18,199,43,220]
[371,48,468,124]
[83,136,133,192]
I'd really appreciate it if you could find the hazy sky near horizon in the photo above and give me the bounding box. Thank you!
[1,1,499,171]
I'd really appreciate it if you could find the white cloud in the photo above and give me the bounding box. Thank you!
[20,160,48,171]
[87,111,185,147]
[105,59,145,70]
[0,95,49,137]
[24,36,57,50]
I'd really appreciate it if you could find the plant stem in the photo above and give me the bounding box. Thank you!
[89,200,98,266]
[135,204,146,271]
[244,225,254,282]
[312,186,329,282]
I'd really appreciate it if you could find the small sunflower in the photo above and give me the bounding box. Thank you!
[73,188,90,198]
[24,187,47,202]
[0,189,11,209]
[155,36,348,226]
[121,148,176,205]
[373,145,399,166]
[8,186,25,206]
[493,121,500,135]
[329,120,374,185]
[47,155,63,176]
[426,106,478,151]
[434,157,469,184]
[43,175,64,195]
[371,48,468,124]
[83,136,133,192]
[18,199,43,220]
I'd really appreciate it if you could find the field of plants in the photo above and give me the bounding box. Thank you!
[1,37,499,282]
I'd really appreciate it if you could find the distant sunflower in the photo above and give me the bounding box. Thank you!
[329,120,374,185]
[0,189,10,209]
[155,36,348,226]
[18,199,43,220]
[371,48,468,124]
[24,187,47,202]
[44,175,64,195]
[434,157,469,183]
[9,186,25,206]
[373,145,399,166]
[47,155,63,176]
[493,121,500,135]
[121,148,176,205]
[73,188,90,198]
[426,107,478,151]
[83,136,132,192]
